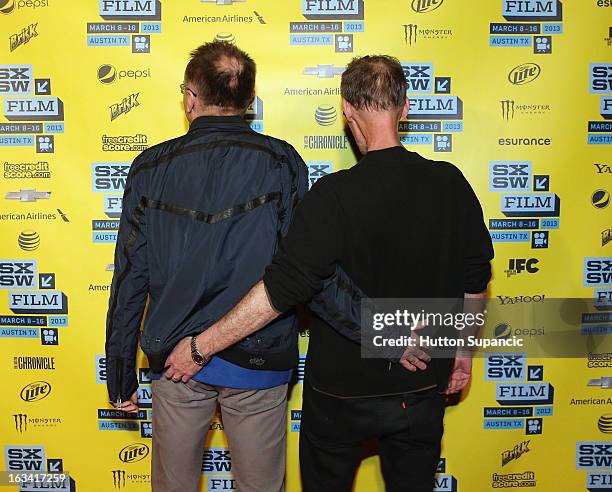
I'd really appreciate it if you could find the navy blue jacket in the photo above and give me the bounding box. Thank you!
[105,115,308,403]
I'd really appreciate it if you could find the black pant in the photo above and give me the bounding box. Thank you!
[299,382,445,492]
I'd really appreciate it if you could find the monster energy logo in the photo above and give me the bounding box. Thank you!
[112,470,126,489]
[14,413,27,433]
[501,99,515,120]
[403,24,418,45]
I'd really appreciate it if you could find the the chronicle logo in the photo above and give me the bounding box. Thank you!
[509,63,541,85]
[0,0,49,15]
[98,65,151,84]
[20,381,51,402]
[314,104,337,126]
[10,23,38,52]
[110,93,140,121]
[502,440,531,466]
[411,0,445,13]
[119,443,150,463]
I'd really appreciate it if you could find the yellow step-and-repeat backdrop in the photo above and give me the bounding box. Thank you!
[0,0,611,491]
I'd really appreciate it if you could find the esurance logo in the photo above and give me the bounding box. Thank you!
[412,0,444,13]
[509,63,541,85]
[576,442,612,469]
[584,257,612,287]
[92,163,130,192]
[20,381,51,402]
[119,443,150,463]
[0,260,37,289]
[99,0,161,20]
[302,0,364,20]
[502,0,562,20]
[0,65,32,95]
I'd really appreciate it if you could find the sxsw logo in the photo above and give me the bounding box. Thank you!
[307,162,333,189]
[576,442,612,469]
[502,0,562,21]
[590,64,612,94]
[99,0,161,20]
[92,163,130,192]
[96,355,107,384]
[486,353,526,381]
[0,65,33,94]
[0,260,37,289]
[496,383,554,405]
[490,161,532,191]
[202,448,232,474]
[402,63,433,93]
[5,446,45,471]
[584,257,612,287]
[302,0,364,20]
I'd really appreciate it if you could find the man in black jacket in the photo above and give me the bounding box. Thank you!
[168,54,494,492]
[105,42,307,492]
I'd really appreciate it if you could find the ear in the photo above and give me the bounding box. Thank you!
[342,98,354,120]
[400,99,409,120]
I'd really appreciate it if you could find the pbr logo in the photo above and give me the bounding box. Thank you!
[20,381,51,402]
[0,260,37,289]
[411,0,445,13]
[5,446,45,471]
[576,442,612,469]
[110,93,140,121]
[9,23,38,52]
[584,257,612,287]
[509,63,541,85]
[119,443,150,463]
[92,163,130,192]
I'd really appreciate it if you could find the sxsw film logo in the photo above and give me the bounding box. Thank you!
[9,23,38,52]
[119,443,150,463]
[506,258,539,277]
[307,162,333,188]
[496,383,554,406]
[5,446,45,471]
[584,257,612,287]
[99,0,161,20]
[110,93,140,121]
[486,353,526,381]
[0,260,37,289]
[92,163,130,192]
[20,381,51,402]
[588,64,612,145]
[203,447,235,489]
[502,0,562,21]
[433,459,458,492]
[502,440,531,466]
[98,64,151,84]
[509,63,541,85]
[302,0,364,20]
[576,442,612,469]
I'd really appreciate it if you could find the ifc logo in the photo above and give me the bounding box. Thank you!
[0,0,14,14]
[98,64,117,84]
[598,414,612,433]
[20,381,51,402]
[18,230,40,251]
[411,0,444,13]
[314,105,337,126]
[592,189,610,209]
[214,32,236,44]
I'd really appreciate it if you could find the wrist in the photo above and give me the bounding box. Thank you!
[195,332,214,360]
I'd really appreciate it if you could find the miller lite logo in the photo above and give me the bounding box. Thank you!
[119,443,150,463]
[20,381,51,402]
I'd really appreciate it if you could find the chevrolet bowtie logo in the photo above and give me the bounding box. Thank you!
[589,377,612,389]
[106,264,115,272]
[5,189,51,202]
[201,0,245,4]
[303,65,346,78]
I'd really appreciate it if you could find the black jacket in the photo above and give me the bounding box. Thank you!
[105,115,308,403]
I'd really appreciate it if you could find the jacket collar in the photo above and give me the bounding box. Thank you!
[188,115,251,132]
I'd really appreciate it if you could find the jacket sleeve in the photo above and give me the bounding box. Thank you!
[281,144,309,235]
[105,156,149,404]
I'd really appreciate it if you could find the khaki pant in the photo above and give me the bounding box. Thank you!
[151,377,288,492]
